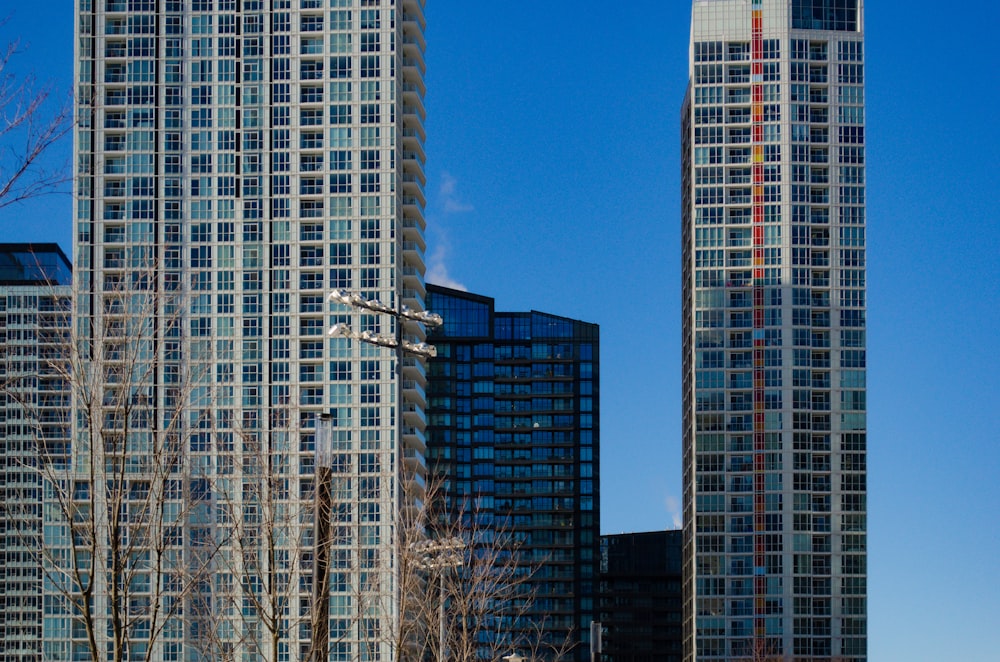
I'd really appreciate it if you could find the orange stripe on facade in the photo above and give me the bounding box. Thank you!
[751,1,767,650]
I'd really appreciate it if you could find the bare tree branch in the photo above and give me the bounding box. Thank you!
[0,36,72,211]
[0,260,229,662]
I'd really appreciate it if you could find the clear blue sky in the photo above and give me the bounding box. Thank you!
[2,2,998,660]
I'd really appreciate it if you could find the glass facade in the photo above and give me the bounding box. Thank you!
[0,244,73,286]
[682,1,866,660]
[70,0,428,659]
[792,0,859,32]
[426,284,600,662]
[599,531,683,662]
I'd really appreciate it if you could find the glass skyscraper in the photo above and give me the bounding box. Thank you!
[70,0,429,659]
[425,284,600,662]
[681,1,866,660]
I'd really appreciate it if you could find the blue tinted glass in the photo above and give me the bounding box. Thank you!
[792,0,858,32]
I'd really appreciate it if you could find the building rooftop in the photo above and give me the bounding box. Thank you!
[0,243,72,286]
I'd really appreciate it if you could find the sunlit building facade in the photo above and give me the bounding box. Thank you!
[71,0,429,659]
[426,284,600,662]
[681,1,867,660]
[0,244,72,662]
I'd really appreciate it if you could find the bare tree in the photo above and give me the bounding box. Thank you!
[736,637,787,662]
[1,266,578,661]
[0,35,71,210]
[0,271,228,662]
[207,417,316,662]
[388,482,576,662]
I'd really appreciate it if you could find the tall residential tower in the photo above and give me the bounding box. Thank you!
[681,1,866,660]
[71,0,429,659]
[0,245,72,662]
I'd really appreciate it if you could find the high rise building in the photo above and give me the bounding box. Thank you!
[681,1,866,660]
[425,284,600,662]
[599,530,683,662]
[71,0,429,659]
[0,244,72,662]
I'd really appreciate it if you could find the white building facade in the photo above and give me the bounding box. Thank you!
[681,1,866,660]
[68,0,429,659]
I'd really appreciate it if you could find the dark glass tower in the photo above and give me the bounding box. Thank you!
[599,531,684,662]
[426,284,600,662]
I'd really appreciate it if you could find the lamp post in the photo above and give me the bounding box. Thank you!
[327,288,443,359]
[316,289,442,660]
[411,537,466,662]
[310,414,335,662]
[503,652,525,662]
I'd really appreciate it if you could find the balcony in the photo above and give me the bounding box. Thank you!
[402,0,427,31]
[401,206,426,248]
[401,173,426,207]
[402,40,425,78]
[402,14,426,53]
[403,428,427,455]
[727,88,751,104]
[402,355,427,381]
[402,110,426,144]
[401,80,426,120]
[404,468,426,496]
[402,379,426,410]
[402,57,425,99]
[401,402,424,426]
[402,446,426,469]
[402,288,425,314]
[402,148,426,187]
[402,266,426,298]
[400,209,426,249]
[105,41,127,58]
[402,241,426,274]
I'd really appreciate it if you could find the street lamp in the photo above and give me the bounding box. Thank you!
[314,289,442,660]
[327,288,441,358]
[411,537,466,662]
[327,323,438,358]
[309,414,335,662]
[503,652,525,662]
[328,289,443,327]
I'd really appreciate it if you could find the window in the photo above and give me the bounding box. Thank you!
[300,59,323,79]
[839,40,863,62]
[330,10,351,31]
[694,41,722,62]
[839,64,864,84]
[792,0,859,32]
[301,14,323,31]
[361,32,380,53]
[301,86,323,104]
[330,105,352,125]
[360,9,380,29]
[360,104,379,124]
[695,64,722,85]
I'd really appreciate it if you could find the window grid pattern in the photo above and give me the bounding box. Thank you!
[0,250,71,662]
[425,286,600,662]
[683,1,865,661]
[72,0,428,659]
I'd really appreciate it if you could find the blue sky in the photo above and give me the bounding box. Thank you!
[2,1,999,660]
